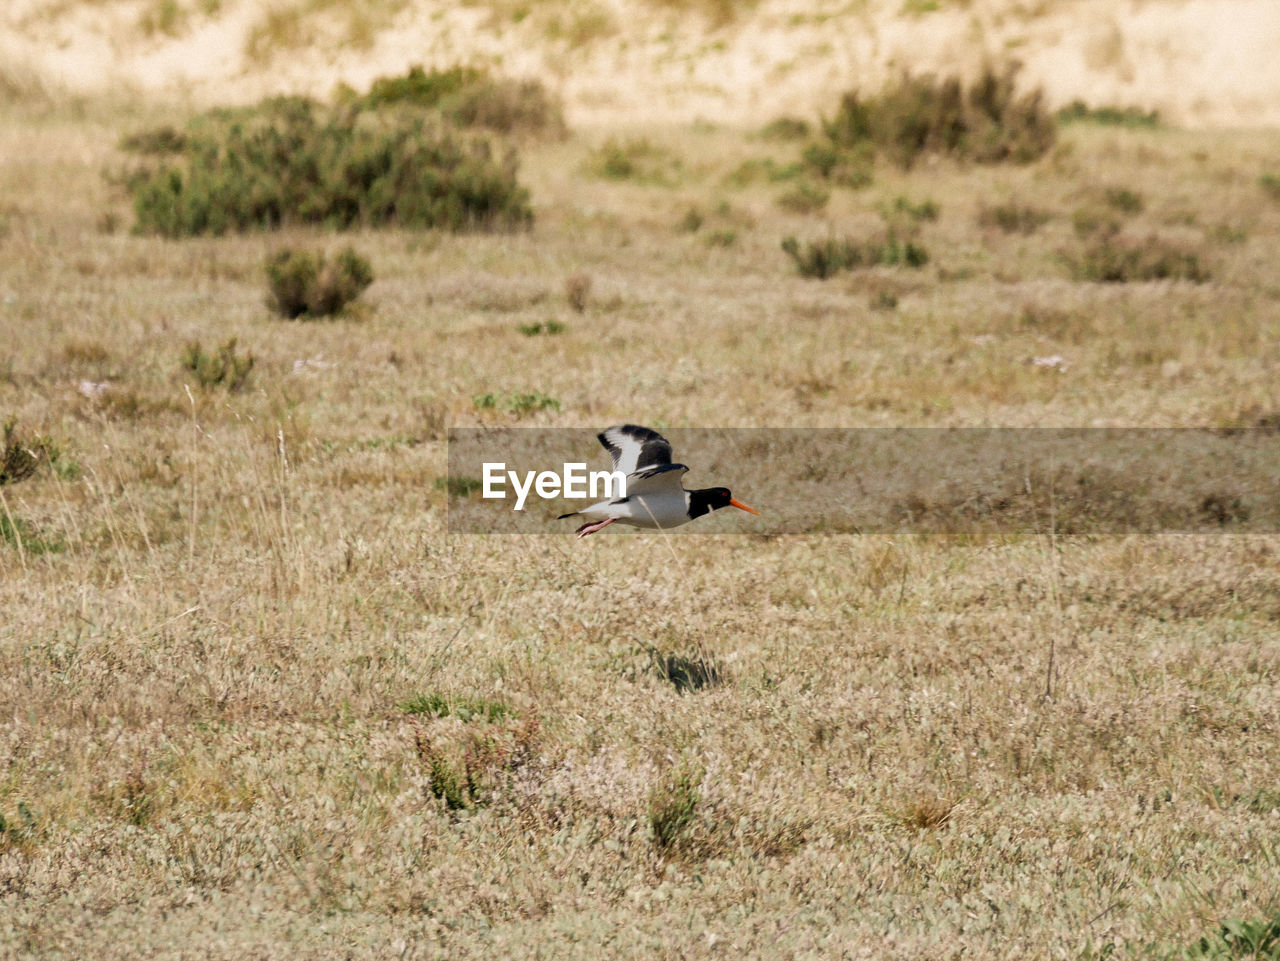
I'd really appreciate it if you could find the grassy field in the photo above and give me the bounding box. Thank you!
[2,83,1280,960]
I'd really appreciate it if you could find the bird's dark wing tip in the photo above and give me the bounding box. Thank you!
[557,511,579,520]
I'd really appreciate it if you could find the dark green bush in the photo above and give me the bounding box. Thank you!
[823,66,1056,169]
[124,95,533,236]
[781,232,929,278]
[265,247,373,318]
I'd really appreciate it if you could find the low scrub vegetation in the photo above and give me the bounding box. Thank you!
[781,232,929,278]
[1071,232,1211,283]
[265,247,374,318]
[822,66,1056,170]
[340,64,566,140]
[121,92,533,236]
[1056,99,1161,128]
[979,200,1051,234]
[180,338,255,391]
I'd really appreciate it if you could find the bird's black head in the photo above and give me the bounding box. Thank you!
[689,487,759,519]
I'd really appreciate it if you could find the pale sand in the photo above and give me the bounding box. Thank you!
[3,0,1278,127]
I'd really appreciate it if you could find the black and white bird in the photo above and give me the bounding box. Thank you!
[558,425,758,537]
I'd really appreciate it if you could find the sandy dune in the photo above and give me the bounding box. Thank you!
[3,0,1279,127]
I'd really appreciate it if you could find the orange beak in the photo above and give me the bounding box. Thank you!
[729,497,759,515]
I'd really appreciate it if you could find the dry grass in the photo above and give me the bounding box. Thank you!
[3,90,1280,961]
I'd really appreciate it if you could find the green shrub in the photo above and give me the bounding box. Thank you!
[1071,233,1210,283]
[823,66,1056,169]
[347,65,566,139]
[180,337,255,390]
[124,95,533,236]
[1056,99,1160,128]
[781,232,929,278]
[776,179,830,213]
[1102,186,1144,213]
[265,247,374,318]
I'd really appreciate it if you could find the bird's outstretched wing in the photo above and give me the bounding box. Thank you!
[597,425,673,476]
[622,462,689,496]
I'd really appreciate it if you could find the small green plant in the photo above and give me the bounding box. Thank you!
[979,201,1051,234]
[1056,99,1160,128]
[1260,174,1280,202]
[516,320,567,336]
[433,476,485,497]
[1185,915,1280,958]
[412,709,541,811]
[401,693,515,723]
[884,195,940,222]
[265,247,373,319]
[1,514,63,555]
[776,179,830,213]
[0,802,38,851]
[648,765,701,852]
[473,392,561,415]
[587,138,679,184]
[180,337,255,390]
[781,232,929,278]
[1102,186,1144,214]
[800,141,873,188]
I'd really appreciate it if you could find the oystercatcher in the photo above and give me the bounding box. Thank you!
[558,425,759,537]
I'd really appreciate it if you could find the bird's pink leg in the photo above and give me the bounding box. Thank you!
[575,517,617,538]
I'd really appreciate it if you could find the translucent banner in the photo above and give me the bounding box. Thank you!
[446,427,1280,534]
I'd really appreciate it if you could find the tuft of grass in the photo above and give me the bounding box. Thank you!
[180,337,255,391]
[412,709,541,811]
[776,178,830,213]
[0,802,39,852]
[649,648,724,693]
[400,693,515,723]
[564,272,592,312]
[0,419,69,486]
[1071,233,1211,283]
[823,65,1056,170]
[586,138,680,184]
[265,247,373,319]
[1,514,64,556]
[1260,174,1280,202]
[123,95,533,236]
[1102,185,1144,214]
[1056,99,1161,128]
[894,793,959,830]
[473,392,562,415]
[979,200,1051,234]
[647,765,701,852]
[781,232,929,278]
[517,319,567,336]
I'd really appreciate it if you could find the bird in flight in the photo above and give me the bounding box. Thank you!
[558,425,759,537]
